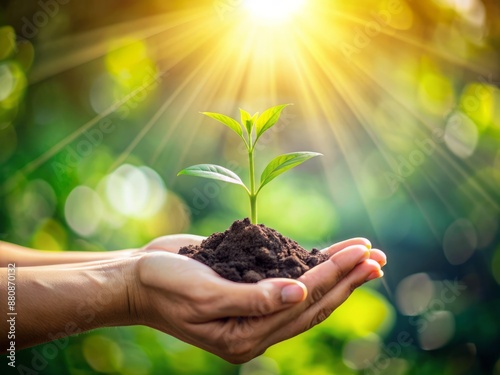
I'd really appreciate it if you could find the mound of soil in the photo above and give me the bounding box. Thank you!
[179,218,328,283]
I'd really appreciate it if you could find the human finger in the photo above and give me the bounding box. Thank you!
[215,246,384,320]
[205,278,308,319]
[263,259,382,346]
[301,245,371,308]
[248,245,370,334]
[321,238,371,256]
[295,259,382,331]
[369,249,387,267]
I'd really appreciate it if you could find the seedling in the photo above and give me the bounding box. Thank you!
[178,104,322,224]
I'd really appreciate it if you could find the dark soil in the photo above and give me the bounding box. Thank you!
[179,218,328,283]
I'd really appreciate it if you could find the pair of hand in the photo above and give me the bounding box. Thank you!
[128,236,386,363]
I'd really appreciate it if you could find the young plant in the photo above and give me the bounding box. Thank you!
[177,104,321,224]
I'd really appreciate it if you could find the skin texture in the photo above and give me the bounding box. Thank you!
[0,237,386,364]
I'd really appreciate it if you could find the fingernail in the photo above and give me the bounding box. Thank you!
[281,284,306,303]
[366,270,384,282]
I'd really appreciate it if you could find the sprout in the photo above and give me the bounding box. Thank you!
[178,104,321,224]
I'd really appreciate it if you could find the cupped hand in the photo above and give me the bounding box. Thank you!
[141,234,206,253]
[130,237,386,364]
[141,235,386,269]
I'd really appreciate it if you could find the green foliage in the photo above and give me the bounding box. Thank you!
[200,112,246,145]
[178,104,322,223]
[255,104,290,141]
[177,164,246,188]
[259,152,322,192]
[239,108,254,135]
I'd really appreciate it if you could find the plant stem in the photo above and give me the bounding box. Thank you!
[248,148,257,224]
[250,194,257,224]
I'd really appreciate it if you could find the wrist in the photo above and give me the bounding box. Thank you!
[72,256,143,329]
[101,256,144,327]
[10,258,143,351]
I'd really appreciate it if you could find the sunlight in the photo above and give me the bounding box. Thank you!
[3,3,500,371]
[243,0,306,24]
[4,0,498,231]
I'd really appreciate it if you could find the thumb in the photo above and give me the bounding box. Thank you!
[213,279,308,318]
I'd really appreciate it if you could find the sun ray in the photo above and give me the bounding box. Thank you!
[282,28,384,243]
[30,22,169,84]
[319,60,466,233]
[4,0,498,261]
[0,70,168,196]
[1,9,222,194]
[322,8,495,76]
[29,6,211,84]
[149,25,258,166]
[287,26,456,243]
[108,38,227,172]
[290,19,500,221]
[347,57,500,210]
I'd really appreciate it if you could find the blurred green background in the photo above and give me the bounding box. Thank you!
[1,0,500,374]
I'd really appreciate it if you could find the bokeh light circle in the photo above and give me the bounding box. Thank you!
[342,334,381,370]
[396,273,435,316]
[0,63,15,101]
[105,164,166,219]
[443,218,477,265]
[444,111,479,158]
[65,186,104,237]
[83,335,123,373]
[418,310,455,350]
[240,356,280,375]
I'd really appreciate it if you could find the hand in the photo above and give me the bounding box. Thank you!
[141,234,206,253]
[129,238,386,363]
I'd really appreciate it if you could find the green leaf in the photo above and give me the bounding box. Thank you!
[178,164,246,187]
[255,104,291,141]
[259,152,322,191]
[201,112,243,138]
[240,108,253,135]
